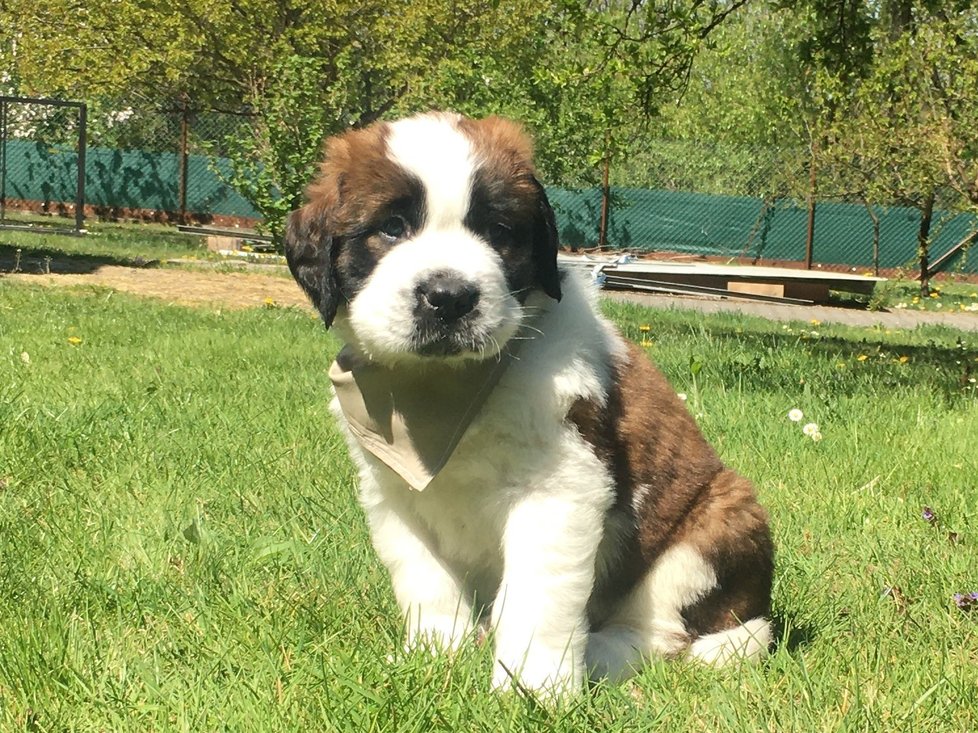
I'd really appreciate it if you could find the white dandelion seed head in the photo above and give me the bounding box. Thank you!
[802,422,819,437]
[788,408,804,422]
[677,393,688,401]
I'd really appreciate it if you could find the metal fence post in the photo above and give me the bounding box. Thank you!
[804,144,817,269]
[0,98,7,225]
[598,133,610,250]
[178,97,189,222]
[76,102,87,232]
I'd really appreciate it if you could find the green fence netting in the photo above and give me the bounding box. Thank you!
[550,187,977,273]
[2,139,259,218]
[3,138,975,274]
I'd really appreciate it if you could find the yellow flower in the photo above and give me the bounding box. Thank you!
[857,354,868,362]
[929,292,940,298]
[898,355,909,364]
[639,325,651,333]
[67,336,82,346]
[810,319,821,326]
[263,297,276,307]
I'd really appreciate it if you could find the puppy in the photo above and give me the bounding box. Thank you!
[284,112,774,696]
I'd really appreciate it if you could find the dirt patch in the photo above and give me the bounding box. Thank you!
[2,263,313,311]
[4,257,978,332]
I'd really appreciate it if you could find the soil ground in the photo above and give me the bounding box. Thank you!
[4,260,978,332]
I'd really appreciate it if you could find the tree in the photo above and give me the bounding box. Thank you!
[2,0,754,240]
[827,4,978,294]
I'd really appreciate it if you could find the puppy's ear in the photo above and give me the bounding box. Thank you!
[531,177,562,301]
[284,204,340,327]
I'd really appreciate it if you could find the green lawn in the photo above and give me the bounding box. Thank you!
[1,279,976,731]
[0,219,211,265]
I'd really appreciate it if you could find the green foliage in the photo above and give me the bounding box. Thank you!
[1,0,759,198]
[218,56,350,244]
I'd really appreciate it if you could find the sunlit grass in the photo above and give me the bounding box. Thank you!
[1,281,976,730]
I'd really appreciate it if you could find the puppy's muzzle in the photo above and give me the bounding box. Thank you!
[416,271,481,324]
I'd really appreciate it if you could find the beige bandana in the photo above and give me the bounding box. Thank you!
[329,346,516,491]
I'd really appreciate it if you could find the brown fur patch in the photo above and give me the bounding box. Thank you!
[569,341,773,634]
[458,116,537,180]
[305,122,423,235]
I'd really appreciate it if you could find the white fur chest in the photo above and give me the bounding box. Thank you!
[331,277,620,598]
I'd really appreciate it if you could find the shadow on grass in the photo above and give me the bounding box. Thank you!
[0,243,158,275]
[608,301,977,401]
[772,613,818,655]
[698,322,975,401]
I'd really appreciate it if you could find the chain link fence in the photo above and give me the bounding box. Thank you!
[82,103,258,223]
[1,100,975,276]
[554,141,977,276]
[0,99,259,228]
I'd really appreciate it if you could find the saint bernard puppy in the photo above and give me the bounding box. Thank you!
[284,112,774,696]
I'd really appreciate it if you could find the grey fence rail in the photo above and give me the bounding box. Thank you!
[0,95,87,234]
[1,100,975,275]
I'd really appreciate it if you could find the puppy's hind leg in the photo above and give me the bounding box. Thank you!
[586,542,716,682]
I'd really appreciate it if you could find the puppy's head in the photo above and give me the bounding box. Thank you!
[285,112,560,366]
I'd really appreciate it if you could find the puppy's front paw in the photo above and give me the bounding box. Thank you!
[491,648,584,698]
[405,613,473,654]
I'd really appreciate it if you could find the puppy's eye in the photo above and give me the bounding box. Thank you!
[379,215,407,241]
[488,222,513,246]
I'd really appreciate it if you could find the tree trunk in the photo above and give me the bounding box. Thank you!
[863,200,880,276]
[917,190,936,297]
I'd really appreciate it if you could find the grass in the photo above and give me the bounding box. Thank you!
[1,278,977,731]
[0,219,212,264]
[870,278,978,313]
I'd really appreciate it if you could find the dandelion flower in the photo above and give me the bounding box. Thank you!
[802,426,824,442]
[898,355,909,364]
[677,393,688,401]
[67,336,82,346]
[788,408,803,422]
[857,354,868,362]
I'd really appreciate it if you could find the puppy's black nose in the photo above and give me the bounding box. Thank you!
[416,272,480,323]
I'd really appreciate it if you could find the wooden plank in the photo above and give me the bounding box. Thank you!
[601,274,814,305]
[727,281,785,298]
